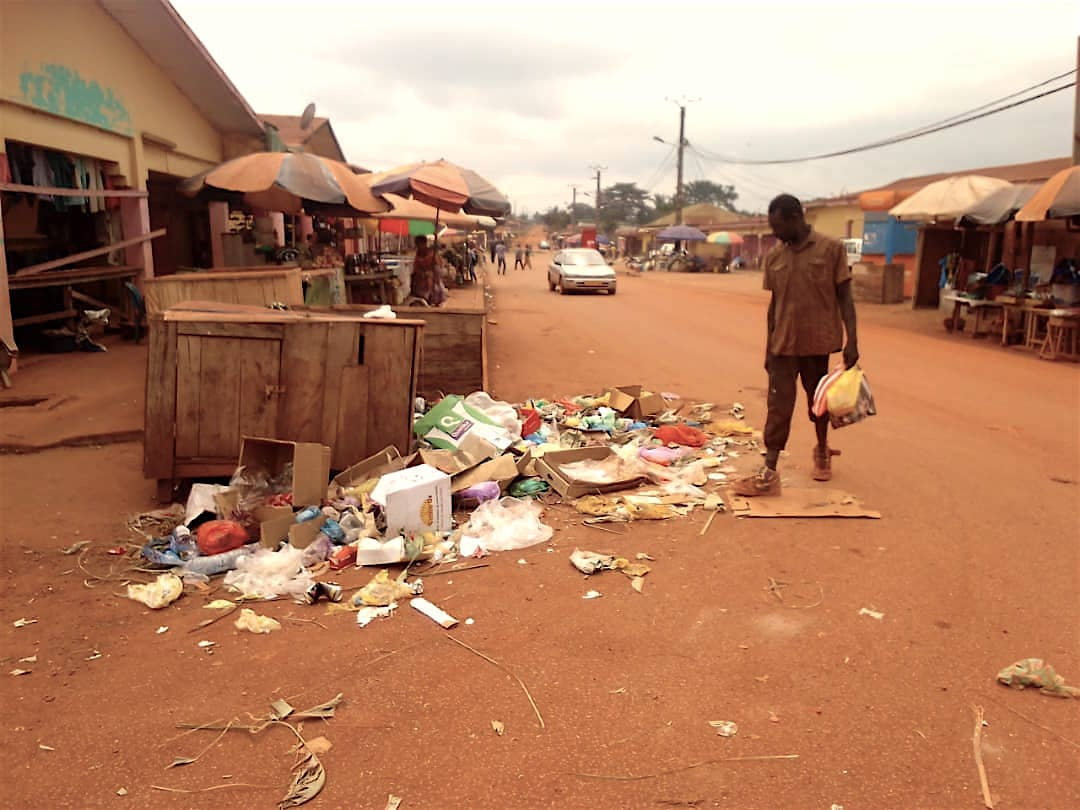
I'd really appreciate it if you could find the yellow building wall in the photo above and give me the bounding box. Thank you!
[806,204,863,241]
[0,0,228,186]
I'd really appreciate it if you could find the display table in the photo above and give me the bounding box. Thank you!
[344,271,396,305]
[942,293,1004,339]
[1026,307,1080,361]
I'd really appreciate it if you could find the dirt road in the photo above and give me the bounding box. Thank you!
[1,262,1077,809]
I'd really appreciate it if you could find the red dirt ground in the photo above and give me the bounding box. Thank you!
[1,261,1077,809]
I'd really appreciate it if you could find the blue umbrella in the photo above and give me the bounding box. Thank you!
[596,234,611,245]
[657,225,706,241]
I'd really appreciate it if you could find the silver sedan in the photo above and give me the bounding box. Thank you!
[548,249,617,295]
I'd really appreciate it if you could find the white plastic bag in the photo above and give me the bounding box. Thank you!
[464,392,523,442]
[462,497,553,553]
[223,545,313,600]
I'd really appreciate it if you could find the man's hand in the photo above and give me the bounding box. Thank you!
[843,343,859,369]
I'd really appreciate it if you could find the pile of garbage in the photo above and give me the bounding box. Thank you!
[130,385,757,617]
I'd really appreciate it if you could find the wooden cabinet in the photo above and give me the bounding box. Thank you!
[145,303,423,496]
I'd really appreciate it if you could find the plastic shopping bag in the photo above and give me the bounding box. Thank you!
[828,368,877,429]
[812,367,846,418]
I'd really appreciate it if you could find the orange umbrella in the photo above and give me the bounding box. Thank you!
[1015,165,1080,221]
[368,160,510,217]
[179,152,390,215]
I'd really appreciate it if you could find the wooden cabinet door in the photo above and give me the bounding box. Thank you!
[174,335,282,461]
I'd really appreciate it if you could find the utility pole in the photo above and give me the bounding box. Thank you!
[569,184,580,224]
[665,97,698,224]
[589,165,606,223]
[1073,35,1079,165]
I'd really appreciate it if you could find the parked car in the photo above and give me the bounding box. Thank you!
[548,248,617,295]
[842,238,863,268]
[538,240,551,250]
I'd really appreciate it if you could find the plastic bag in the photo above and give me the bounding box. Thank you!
[464,392,523,441]
[812,366,845,418]
[300,533,333,568]
[196,520,249,556]
[828,369,877,429]
[180,544,256,577]
[462,497,554,553]
[222,545,313,600]
[654,424,709,447]
[127,573,183,609]
[826,368,864,417]
[413,395,514,452]
[234,608,281,634]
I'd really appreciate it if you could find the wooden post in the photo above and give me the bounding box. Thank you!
[209,201,229,267]
[0,201,16,365]
[120,196,154,279]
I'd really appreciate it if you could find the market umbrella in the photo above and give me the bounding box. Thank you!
[706,231,744,245]
[179,151,390,215]
[888,175,1012,222]
[657,225,707,241]
[1015,166,1080,221]
[374,194,496,230]
[958,184,1040,226]
[367,160,511,217]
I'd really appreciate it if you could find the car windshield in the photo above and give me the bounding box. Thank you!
[564,252,606,266]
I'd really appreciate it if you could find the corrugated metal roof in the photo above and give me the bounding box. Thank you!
[863,157,1071,194]
[100,0,264,136]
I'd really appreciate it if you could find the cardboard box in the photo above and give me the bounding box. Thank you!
[370,464,452,536]
[239,437,331,507]
[328,446,407,498]
[450,452,522,493]
[606,385,666,421]
[534,446,646,499]
[254,506,328,549]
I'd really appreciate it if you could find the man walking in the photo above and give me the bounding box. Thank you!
[734,194,859,497]
[495,241,507,275]
[525,243,533,269]
[514,244,525,271]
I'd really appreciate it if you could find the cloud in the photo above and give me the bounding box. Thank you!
[173,0,1079,214]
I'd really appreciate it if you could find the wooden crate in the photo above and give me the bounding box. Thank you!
[143,269,303,315]
[852,262,905,305]
[338,304,486,399]
[144,302,424,497]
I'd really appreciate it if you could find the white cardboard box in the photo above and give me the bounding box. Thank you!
[370,464,452,536]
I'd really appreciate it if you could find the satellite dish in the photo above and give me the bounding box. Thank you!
[299,102,316,131]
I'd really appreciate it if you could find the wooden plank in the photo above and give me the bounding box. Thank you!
[144,269,303,314]
[321,322,357,450]
[174,335,203,459]
[334,365,370,468]
[16,229,166,276]
[278,322,328,442]
[177,322,285,339]
[173,461,236,478]
[364,322,421,458]
[238,339,282,443]
[143,319,178,479]
[196,337,243,459]
[8,266,138,290]
[12,308,78,327]
[0,183,148,198]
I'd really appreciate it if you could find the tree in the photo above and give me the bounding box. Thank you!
[569,202,595,223]
[651,193,676,221]
[682,180,738,210]
[600,182,652,227]
[538,206,571,231]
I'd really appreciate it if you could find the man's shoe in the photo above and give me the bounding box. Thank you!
[732,467,781,497]
[813,447,841,481]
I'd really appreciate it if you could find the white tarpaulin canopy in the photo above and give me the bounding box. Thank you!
[959,183,1041,225]
[889,175,1013,222]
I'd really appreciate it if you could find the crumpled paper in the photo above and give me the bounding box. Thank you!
[234,608,281,634]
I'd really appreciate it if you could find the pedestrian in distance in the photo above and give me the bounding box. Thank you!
[525,243,533,269]
[495,241,507,275]
[733,194,859,497]
[489,241,496,265]
[514,244,525,270]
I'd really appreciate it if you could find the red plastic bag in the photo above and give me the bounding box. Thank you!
[518,407,542,438]
[196,520,250,556]
[654,424,709,447]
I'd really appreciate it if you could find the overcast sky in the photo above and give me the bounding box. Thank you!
[173,0,1078,215]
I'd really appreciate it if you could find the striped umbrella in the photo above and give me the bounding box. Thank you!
[368,160,510,217]
[179,151,390,215]
[706,231,744,245]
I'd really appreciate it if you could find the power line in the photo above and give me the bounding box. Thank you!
[642,146,676,194]
[694,76,1075,166]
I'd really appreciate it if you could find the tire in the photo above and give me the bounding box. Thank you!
[548,275,556,291]
[609,287,617,295]
[558,282,568,295]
